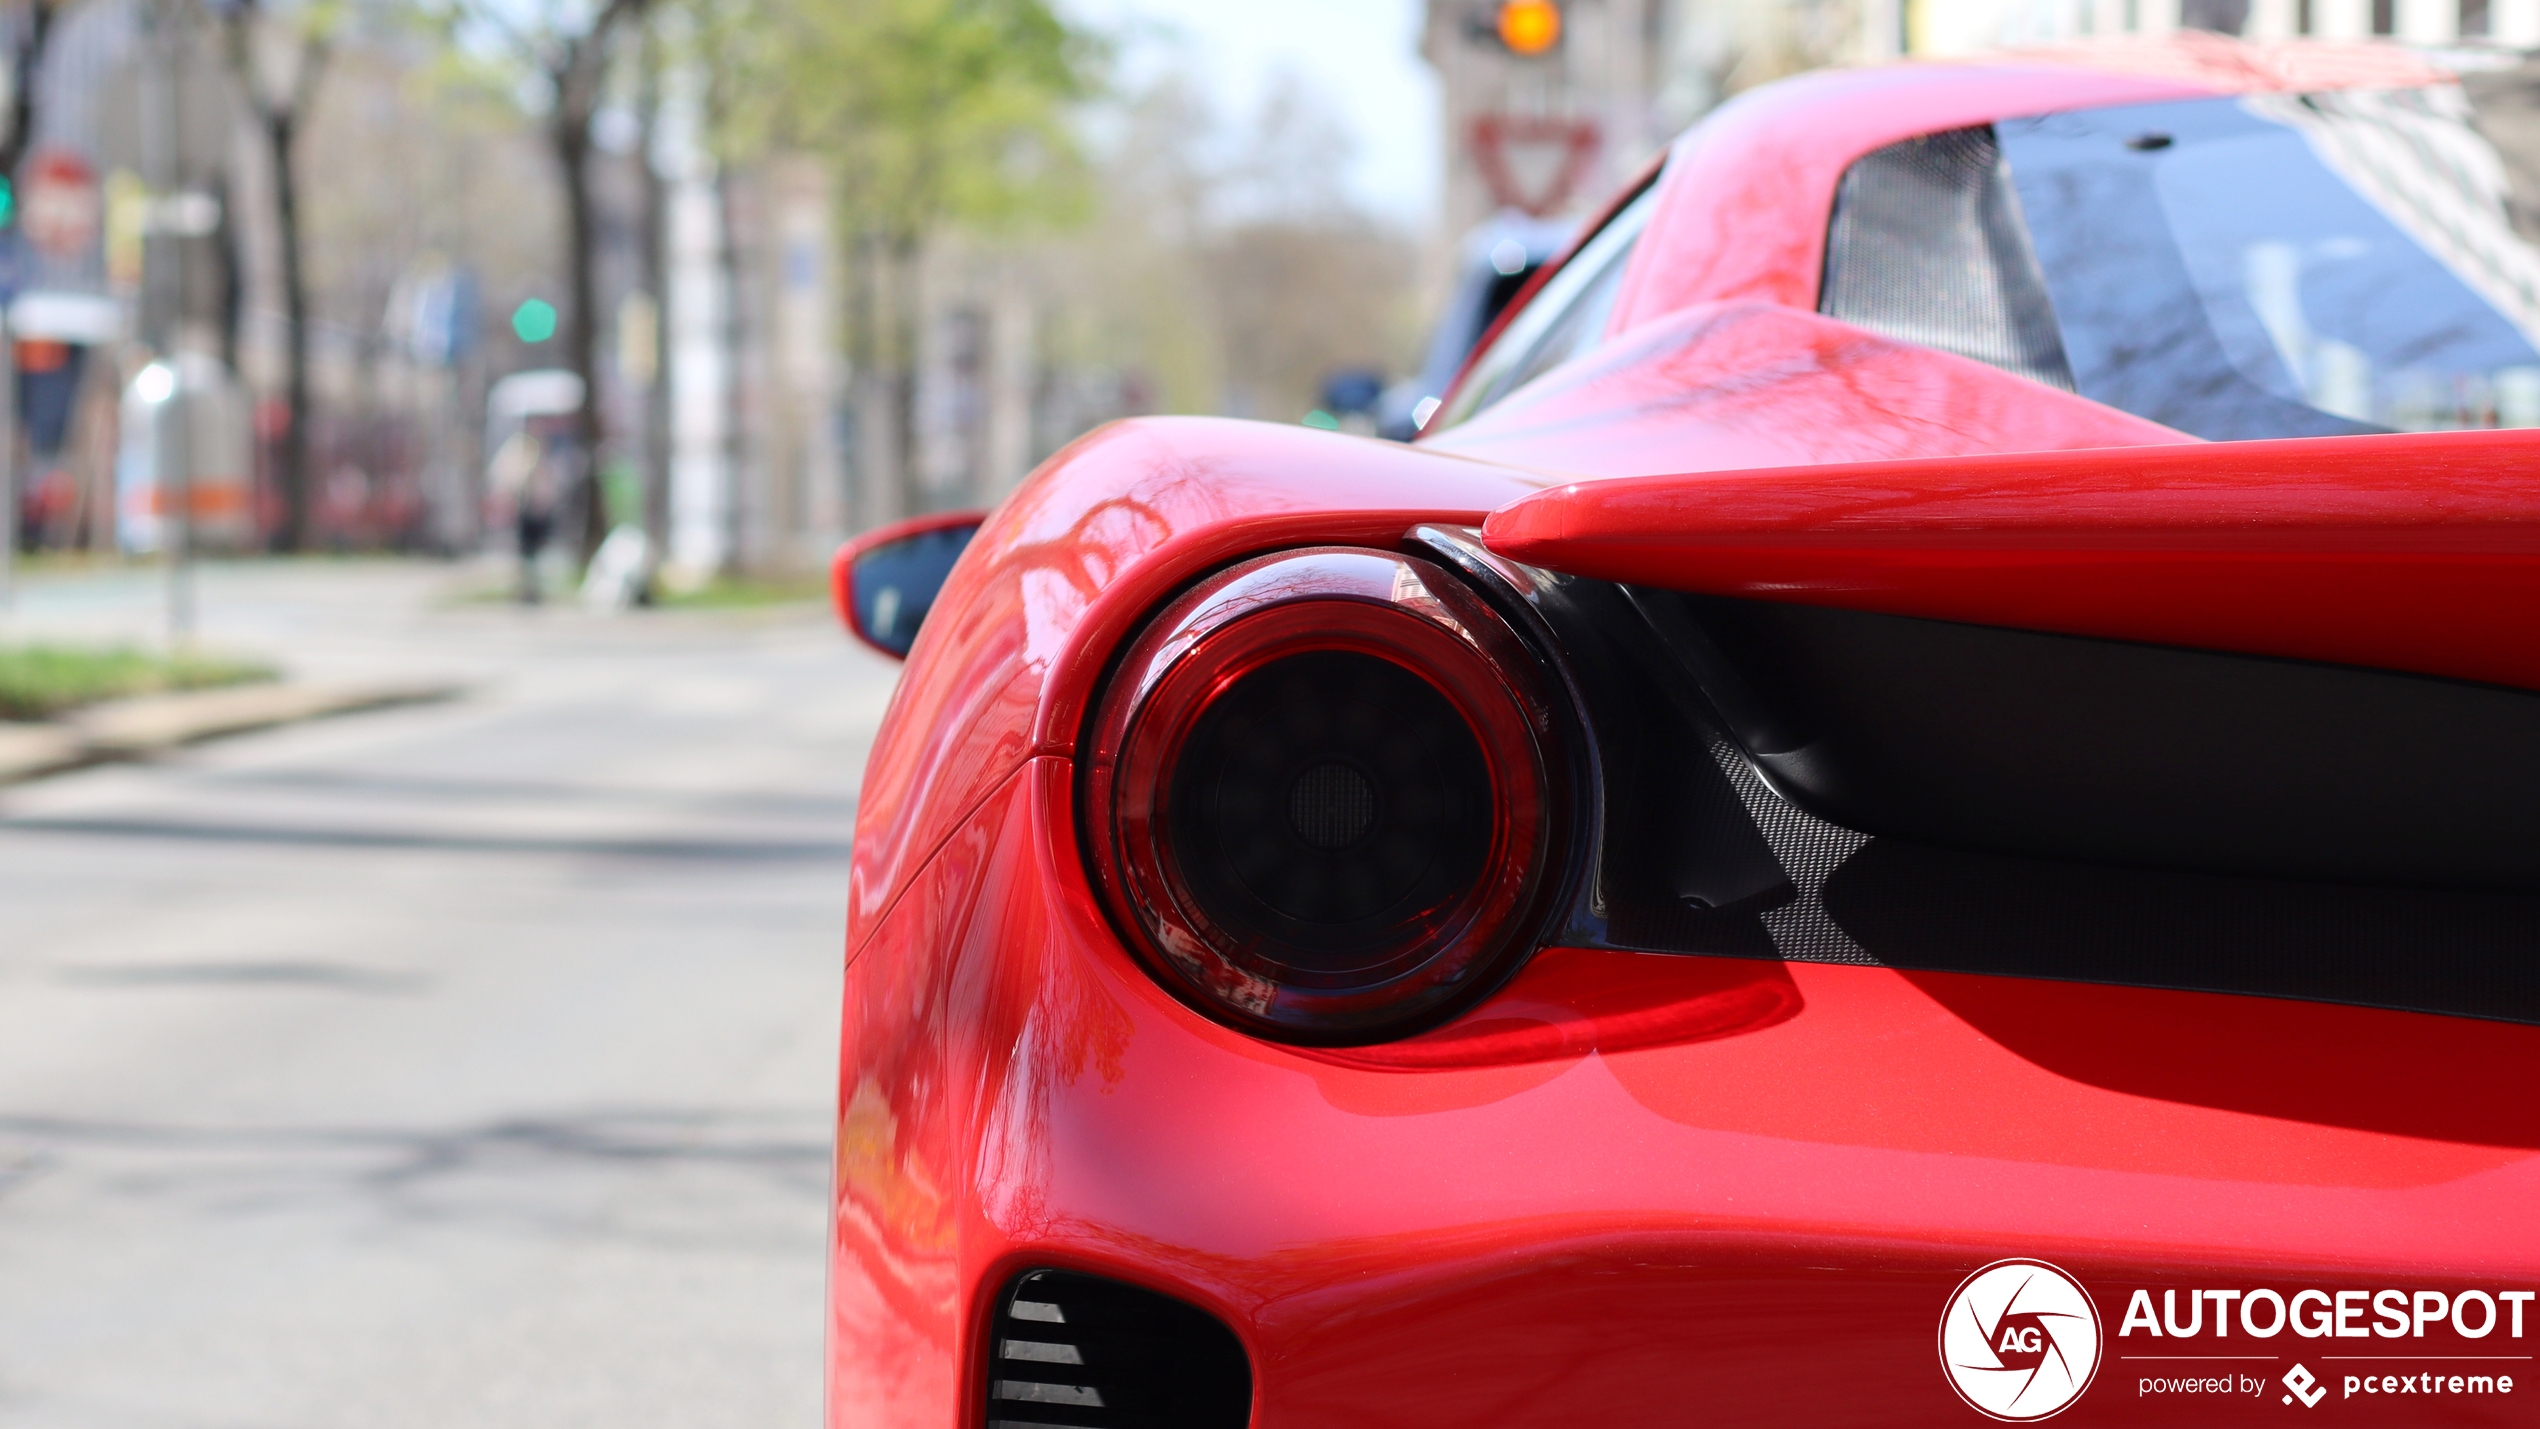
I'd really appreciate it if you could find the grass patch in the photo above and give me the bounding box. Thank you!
[442,568,831,611]
[653,574,829,610]
[0,645,280,721]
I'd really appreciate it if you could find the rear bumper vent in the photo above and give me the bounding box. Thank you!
[984,1269,1251,1429]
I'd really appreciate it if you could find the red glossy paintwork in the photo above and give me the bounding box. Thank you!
[1482,427,2540,693]
[1425,302,2192,479]
[831,509,990,658]
[836,759,2540,1428]
[834,38,2540,1429]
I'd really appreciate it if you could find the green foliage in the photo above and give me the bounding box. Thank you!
[599,457,644,527]
[653,573,830,609]
[711,0,1101,242]
[0,646,280,721]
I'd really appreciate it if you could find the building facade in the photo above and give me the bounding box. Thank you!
[1421,0,1905,237]
[1911,0,2540,53]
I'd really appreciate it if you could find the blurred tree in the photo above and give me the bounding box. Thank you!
[633,13,668,586]
[213,0,338,551]
[1195,71,1412,421]
[712,0,1096,525]
[0,0,68,187]
[440,0,655,557]
[1032,68,1417,427]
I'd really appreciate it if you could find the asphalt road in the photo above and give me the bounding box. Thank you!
[0,560,901,1429]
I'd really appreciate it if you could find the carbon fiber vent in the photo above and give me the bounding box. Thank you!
[1820,125,2077,391]
[985,1269,1251,1429]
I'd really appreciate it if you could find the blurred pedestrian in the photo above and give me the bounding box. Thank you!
[487,431,562,603]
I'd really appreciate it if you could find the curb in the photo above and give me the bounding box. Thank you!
[0,723,91,783]
[0,680,464,785]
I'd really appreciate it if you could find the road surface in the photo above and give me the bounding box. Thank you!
[0,560,899,1429]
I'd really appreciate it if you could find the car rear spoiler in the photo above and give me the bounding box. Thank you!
[1482,427,2540,694]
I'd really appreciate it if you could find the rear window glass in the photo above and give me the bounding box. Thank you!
[1826,79,2540,440]
[1431,183,1660,431]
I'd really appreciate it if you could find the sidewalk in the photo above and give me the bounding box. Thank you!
[0,679,463,785]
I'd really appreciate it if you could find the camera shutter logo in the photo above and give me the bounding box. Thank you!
[1940,1260,2104,1420]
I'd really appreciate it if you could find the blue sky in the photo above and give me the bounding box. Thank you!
[1061,0,1444,228]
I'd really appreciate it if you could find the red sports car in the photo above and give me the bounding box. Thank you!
[828,36,2540,1428]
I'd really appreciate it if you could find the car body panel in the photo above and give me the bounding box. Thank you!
[834,39,2540,1429]
[1482,425,2540,692]
[1423,302,2191,480]
[836,764,2540,1428]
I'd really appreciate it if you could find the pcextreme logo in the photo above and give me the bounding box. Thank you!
[1941,1259,2105,1421]
[1941,1268,2535,1419]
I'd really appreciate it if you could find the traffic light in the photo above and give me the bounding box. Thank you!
[512,298,558,343]
[0,176,15,229]
[1496,0,1561,55]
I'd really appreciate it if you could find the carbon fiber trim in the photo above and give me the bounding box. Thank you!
[1414,526,2540,1026]
[1820,125,2078,391]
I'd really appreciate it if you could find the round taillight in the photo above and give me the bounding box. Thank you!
[1083,547,1571,1044]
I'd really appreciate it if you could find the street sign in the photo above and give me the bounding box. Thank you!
[21,150,100,260]
[1469,114,1601,217]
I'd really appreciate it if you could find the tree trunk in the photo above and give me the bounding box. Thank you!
[215,175,242,370]
[216,1,326,552]
[555,114,608,560]
[540,0,652,564]
[888,232,921,521]
[847,230,893,533]
[715,164,748,571]
[636,26,670,587]
[270,109,314,550]
[0,0,56,180]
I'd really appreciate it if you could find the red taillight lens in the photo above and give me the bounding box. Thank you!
[1083,547,1570,1043]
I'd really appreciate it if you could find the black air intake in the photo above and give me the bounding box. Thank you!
[1820,124,2077,392]
[984,1269,1251,1429]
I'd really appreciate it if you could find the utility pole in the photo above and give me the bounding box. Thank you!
[0,0,46,624]
[0,307,15,621]
[142,0,191,646]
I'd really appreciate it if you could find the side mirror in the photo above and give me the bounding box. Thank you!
[830,511,986,659]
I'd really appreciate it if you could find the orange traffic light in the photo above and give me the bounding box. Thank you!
[1497,0,1561,55]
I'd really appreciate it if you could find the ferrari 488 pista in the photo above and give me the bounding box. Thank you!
[827,36,2540,1429]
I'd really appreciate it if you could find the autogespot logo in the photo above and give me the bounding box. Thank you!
[1941,1259,2105,1421]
